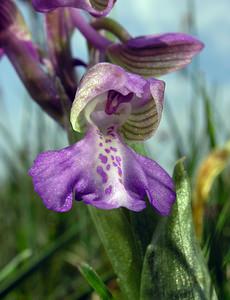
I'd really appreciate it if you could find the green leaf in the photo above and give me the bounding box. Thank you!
[78,262,113,300]
[0,223,80,298]
[201,83,217,149]
[88,207,142,300]
[0,249,32,283]
[140,159,217,300]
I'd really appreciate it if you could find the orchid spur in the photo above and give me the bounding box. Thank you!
[29,63,176,214]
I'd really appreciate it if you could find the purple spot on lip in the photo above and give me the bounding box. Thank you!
[105,139,112,143]
[110,147,117,152]
[99,154,108,164]
[113,162,118,167]
[96,166,108,184]
[118,167,122,177]
[116,156,121,165]
[105,185,112,195]
[106,164,111,171]
[105,148,110,154]
[111,155,114,160]
[99,143,103,147]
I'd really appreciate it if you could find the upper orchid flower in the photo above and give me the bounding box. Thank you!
[107,33,204,77]
[29,63,176,214]
[31,2,204,77]
[32,0,116,17]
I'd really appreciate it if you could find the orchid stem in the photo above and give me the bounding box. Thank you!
[71,10,112,51]
[91,17,132,42]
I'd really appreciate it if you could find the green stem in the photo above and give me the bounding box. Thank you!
[91,18,132,42]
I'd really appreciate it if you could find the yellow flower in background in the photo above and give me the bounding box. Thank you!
[193,141,230,240]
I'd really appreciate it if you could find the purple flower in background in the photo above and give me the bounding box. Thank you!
[45,8,77,99]
[0,0,63,121]
[107,33,204,76]
[29,63,176,214]
[32,0,116,17]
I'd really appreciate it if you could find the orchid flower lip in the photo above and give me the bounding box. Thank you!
[29,124,176,214]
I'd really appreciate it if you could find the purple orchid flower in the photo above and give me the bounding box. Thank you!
[107,33,204,76]
[32,0,116,17]
[29,63,176,214]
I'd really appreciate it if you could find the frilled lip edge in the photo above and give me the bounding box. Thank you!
[28,127,176,215]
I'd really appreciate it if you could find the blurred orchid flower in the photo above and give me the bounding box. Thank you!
[0,0,63,121]
[45,8,77,99]
[107,33,204,77]
[29,63,176,213]
[32,0,116,17]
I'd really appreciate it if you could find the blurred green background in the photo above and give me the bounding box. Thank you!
[0,0,229,299]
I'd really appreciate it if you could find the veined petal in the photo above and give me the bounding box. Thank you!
[29,126,175,213]
[70,63,165,142]
[107,33,204,77]
[32,0,116,17]
[122,77,164,141]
